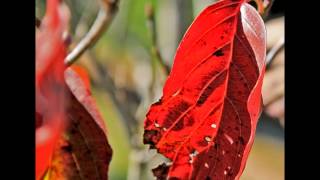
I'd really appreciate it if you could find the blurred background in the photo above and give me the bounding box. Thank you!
[36,0,284,179]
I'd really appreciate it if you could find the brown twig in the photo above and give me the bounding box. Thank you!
[88,51,151,180]
[176,0,193,42]
[261,0,275,19]
[65,0,119,66]
[266,36,284,69]
[73,0,95,38]
[250,0,274,19]
[145,3,170,75]
[87,51,137,140]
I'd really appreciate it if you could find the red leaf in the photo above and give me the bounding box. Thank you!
[47,68,112,179]
[47,138,82,180]
[36,0,69,178]
[65,67,108,135]
[70,65,91,90]
[36,1,112,178]
[143,0,266,179]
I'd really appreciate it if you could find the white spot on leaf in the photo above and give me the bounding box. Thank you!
[224,133,234,144]
[172,90,180,97]
[211,123,217,128]
[205,163,209,168]
[205,136,211,142]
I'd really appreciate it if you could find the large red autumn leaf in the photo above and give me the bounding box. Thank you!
[143,0,266,179]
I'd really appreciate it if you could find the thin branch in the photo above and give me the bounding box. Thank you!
[262,0,275,20]
[65,0,119,66]
[87,51,137,141]
[250,0,274,19]
[145,2,170,75]
[73,0,95,38]
[176,0,193,42]
[266,36,284,69]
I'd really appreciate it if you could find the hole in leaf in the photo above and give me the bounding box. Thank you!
[213,49,224,57]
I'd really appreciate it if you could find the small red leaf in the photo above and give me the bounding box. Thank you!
[70,65,91,90]
[143,0,266,179]
[65,68,108,132]
[48,68,112,179]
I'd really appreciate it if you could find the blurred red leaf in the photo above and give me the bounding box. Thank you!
[36,0,112,179]
[36,0,69,178]
[143,0,266,179]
